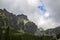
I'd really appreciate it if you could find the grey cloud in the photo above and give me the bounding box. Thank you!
[43,0,60,23]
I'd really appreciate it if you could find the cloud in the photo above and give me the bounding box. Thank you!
[0,0,60,30]
[37,11,59,30]
[43,0,60,23]
[27,0,40,7]
[38,15,59,30]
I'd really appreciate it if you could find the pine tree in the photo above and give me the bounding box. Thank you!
[5,27,10,40]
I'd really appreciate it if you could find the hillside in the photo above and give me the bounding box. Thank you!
[45,26,60,36]
[0,9,38,34]
[0,9,60,40]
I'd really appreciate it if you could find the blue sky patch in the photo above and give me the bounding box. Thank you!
[38,5,47,13]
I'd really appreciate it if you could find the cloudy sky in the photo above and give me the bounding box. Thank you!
[0,0,60,30]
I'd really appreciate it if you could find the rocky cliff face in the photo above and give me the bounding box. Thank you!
[45,26,60,36]
[0,9,38,34]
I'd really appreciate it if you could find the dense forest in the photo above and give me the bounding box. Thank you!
[0,9,60,40]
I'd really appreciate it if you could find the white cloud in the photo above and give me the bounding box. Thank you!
[27,0,41,7]
[38,15,59,30]
[44,12,50,17]
[0,0,60,30]
[43,0,60,23]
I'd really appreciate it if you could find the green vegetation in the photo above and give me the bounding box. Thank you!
[0,26,57,40]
